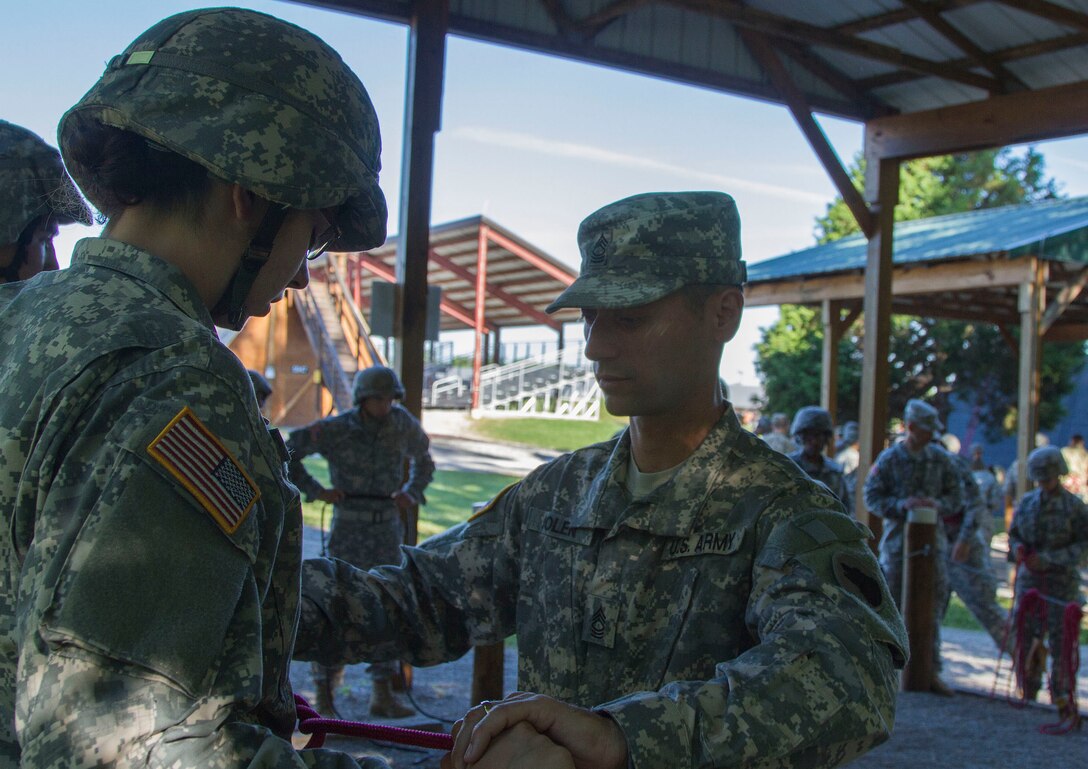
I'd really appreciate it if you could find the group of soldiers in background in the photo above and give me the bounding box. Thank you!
[759,399,1087,722]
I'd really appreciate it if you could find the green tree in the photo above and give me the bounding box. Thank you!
[758,148,1083,437]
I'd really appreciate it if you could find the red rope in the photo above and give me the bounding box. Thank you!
[294,694,454,751]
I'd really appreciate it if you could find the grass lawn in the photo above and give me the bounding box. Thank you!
[298,456,520,539]
[469,413,627,451]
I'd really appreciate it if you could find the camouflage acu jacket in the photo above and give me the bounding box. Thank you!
[299,408,908,768]
[0,238,386,768]
[286,405,434,505]
[1009,486,1088,599]
[787,450,853,514]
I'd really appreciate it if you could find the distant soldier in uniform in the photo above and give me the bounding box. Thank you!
[937,434,1008,652]
[762,411,797,453]
[298,191,908,769]
[835,420,861,495]
[1004,432,1048,529]
[787,406,852,513]
[247,368,273,411]
[969,443,1002,556]
[0,8,391,767]
[0,120,91,283]
[864,398,962,696]
[1008,446,1088,722]
[288,364,435,718]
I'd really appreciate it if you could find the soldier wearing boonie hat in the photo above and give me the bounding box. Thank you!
[0,8,390,767]
[300,191,907,769]
[0,120,92,283]
[865,397,962,696]
[1008,444,1088,718]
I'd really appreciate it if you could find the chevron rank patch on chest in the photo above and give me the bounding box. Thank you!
[147,406,260,534]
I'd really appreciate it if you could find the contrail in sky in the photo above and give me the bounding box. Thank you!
[451,126,830,204]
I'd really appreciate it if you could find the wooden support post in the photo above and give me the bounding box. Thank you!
[471,224,488,408]
[855,157,899,539]
[471,643,505,706]
[1015,259,1045,503]
[820,299,841,417]
[900,506,938,691]
[395,0,448,420]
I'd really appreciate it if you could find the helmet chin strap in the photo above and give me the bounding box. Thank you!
[213,205,288,331]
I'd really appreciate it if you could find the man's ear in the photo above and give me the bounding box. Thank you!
[710,286,744,344]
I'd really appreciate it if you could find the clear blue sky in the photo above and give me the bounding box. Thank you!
[7,0,1088,385]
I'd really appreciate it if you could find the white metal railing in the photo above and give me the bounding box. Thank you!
[474,348,599,420]
[429,372,466,403]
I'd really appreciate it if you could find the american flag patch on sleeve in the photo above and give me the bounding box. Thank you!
[147,406,260,534]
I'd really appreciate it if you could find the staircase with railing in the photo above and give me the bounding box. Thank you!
[294,255,387,413]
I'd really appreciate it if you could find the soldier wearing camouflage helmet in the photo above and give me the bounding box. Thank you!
[0,120,92,283]
[297,191,907,769]
[1008,445,1088,718]
[787,406,852,513]
[287,364,433,718]
[0,8,390,767]
[864,398,962,696]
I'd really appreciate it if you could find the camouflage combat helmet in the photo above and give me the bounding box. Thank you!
[1027,445,1068,482]
[58,8,387,329]
[791,406,833,437]
[0,120,91,244]
[353,365,404,403]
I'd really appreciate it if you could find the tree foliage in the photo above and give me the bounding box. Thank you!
[757,147,1083,438]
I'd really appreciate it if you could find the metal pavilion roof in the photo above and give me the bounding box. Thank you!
[745,195,1088,334]
[749,195,1088,281]
[342,215,581,332]
[303,0,1088,122]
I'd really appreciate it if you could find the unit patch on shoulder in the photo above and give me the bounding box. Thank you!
[147,406,260,534]
[468,482,518,522]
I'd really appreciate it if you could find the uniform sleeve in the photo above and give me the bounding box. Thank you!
[286,423,327,500]
[399,419,435,504]
[1007,498,1026,562]
[16,373,383,769]
[295,484,520,667]
[955,465,984,543]
[935,457,964,519]
[597,507,908,769]
[863,455,904,521]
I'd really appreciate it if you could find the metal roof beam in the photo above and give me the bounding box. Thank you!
[899,0,1028,91]
[670,0,1000,92]
[994,0,1088,34]
[739,28,874,236]
[427,248,562,330]
[357,253,492,332]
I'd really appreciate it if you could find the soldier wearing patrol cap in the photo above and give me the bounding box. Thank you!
[864,398,962,696]
[0,120,92,283]
[1008,445,1088,716]
[787,406,852,513]
[298,191,907,769]
[0,8,390,767]
[287,364,434,718]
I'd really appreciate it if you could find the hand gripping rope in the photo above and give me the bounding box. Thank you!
[295,694,454,751]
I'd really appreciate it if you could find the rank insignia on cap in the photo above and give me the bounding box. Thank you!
[148,406,260,534]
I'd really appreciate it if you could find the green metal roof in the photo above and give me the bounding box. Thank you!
[748,196,1088,284]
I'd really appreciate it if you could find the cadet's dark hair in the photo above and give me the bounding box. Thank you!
[62,114,211,220]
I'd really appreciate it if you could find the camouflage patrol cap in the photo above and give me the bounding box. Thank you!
[0,121,92,244]
[903,399,942,433]
[59,7,386,250]
[1027,445,1068,481]
[841,421,859,443]
[247,369,272,399]
[546,191,745,312]
[791,406,833,437]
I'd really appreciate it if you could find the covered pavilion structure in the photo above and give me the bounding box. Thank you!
[747,194,1088,454]
[288,0,1088,695]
